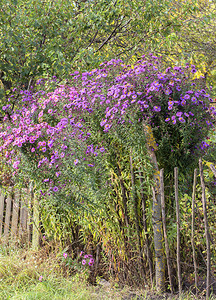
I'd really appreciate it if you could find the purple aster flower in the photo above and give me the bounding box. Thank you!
[176,112,183,117]
[179,117,186,123]
[100,119,107,126]
[53,186,59,192]
[48,140,54,148]
[99,147,105,153]
[165,88,172,95]
[184,94,190,100]
[191,97,197,103]
[82,259,86,265]
[88,258,94,266]
[63,253,68,259]
[38,111,43,118]
[165,118,170,122]
[153,106,161,112]
[104,124,111,131]
[74,159,79,165]
[77,122,83,128]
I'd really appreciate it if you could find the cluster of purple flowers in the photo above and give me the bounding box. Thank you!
[0,54,214,193]
[80,251,94,266]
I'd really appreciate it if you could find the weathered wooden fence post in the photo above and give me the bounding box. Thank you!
[0,192,4,235]
[31,184,40,250]
[191,168,198,295]
[174,167,182,294]
[11,190,19,237]
[160,169,174,294]
[4,191,12,240]
[199,159,211,299]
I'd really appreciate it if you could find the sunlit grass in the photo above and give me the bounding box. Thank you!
[0,242,215,299]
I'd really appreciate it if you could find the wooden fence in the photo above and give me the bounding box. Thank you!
[0,188,39,248]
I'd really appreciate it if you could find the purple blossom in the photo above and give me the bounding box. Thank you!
[179,117,186,123]
[74,159,79,165]
[153,106,161,112]
[88,258,94,266]
[53,186,59,192]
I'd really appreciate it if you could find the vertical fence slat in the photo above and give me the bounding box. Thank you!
[191,168,198,295]
[19,197,27,234]
[174,167,182,294]
[199,159,211,299]
[0,192,4,236]
[4,193,12,237]
[160,169,174,294]
[11,191,19,237]
[32,195,40,250]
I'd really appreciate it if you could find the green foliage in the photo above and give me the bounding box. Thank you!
[1,0,215,100]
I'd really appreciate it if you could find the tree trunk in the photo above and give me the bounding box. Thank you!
[143,123,165,292]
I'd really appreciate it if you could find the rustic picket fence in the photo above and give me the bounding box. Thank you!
[0,187,40,248]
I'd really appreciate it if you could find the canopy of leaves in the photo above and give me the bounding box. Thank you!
[1,0,215,97]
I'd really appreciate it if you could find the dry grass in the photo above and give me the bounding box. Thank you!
[0,241,215,299]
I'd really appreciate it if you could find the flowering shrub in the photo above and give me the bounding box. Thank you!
[0,54,214,198]
[62,251,94,274]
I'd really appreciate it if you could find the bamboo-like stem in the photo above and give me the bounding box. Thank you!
[139,169,153,287]
[199,159,211,299]
[160,169,174,294]
[174,167,182,294]
[116,162,130,230]
[129,152,146,280]
[209,164,216,177]
[191,168,198,295]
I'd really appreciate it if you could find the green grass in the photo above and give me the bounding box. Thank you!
[0,243,133,300]
[0,243,215,300]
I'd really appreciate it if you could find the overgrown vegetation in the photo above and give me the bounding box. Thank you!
[0,0,216,298]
